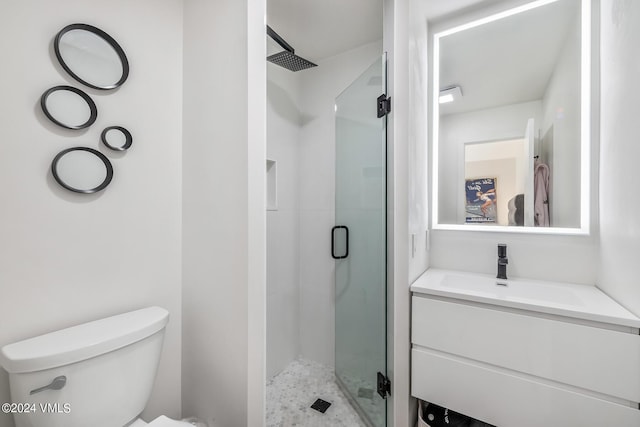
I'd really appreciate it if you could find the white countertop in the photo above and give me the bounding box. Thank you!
[411,269,640,328]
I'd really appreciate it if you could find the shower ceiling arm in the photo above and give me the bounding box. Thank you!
[266,25,295,53]
[266,25,317,72]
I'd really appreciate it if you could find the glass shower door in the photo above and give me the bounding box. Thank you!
[333,55,387,427]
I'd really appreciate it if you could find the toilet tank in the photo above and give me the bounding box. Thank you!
[0,307,169,427]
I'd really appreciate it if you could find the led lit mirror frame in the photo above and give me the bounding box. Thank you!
[431,0,592,235]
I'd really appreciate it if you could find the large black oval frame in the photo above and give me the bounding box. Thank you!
[51,147,114,194]
[54,23,130,91]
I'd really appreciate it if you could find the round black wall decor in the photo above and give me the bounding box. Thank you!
[51,147,114,193]
[101,126,133,151]
[54,23,130,90]
[41,85,98,130]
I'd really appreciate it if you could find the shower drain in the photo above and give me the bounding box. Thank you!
[310,398,332,414]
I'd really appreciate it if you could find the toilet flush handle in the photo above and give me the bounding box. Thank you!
[30,376,67,395]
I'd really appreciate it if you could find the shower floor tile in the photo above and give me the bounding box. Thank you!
[338,374,384,427]
[266,358,368,427]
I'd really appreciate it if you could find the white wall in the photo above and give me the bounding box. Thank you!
[438,101,542,224]
[431,228,599,286]
[408,0,431,285]
[296,40,382,367]
[246,3,268,425]
[0,2,183,427]
[182,0,266,426]
[388,0,413,425]
[428,4,599,287]
[266,65,301,378]
[541,13,581,228]
[598,0,640,317]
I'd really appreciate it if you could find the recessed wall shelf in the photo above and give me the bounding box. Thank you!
[266,159,277,211]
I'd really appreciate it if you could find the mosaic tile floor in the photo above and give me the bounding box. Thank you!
[266,358,369,427]
[338,373,384,427]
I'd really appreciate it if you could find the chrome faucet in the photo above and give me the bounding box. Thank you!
[497,244,508,280]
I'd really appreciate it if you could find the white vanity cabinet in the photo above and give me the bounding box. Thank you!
[411,269,640,427]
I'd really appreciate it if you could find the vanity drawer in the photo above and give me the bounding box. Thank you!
[412,348,640,427]
[412,296,640,402]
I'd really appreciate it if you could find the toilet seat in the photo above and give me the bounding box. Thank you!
[148,416,193,426]
[130,416,194,427]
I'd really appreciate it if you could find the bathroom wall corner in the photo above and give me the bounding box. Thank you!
[182,0,266,426]
[247,0,267,424]
[266,58,302,378]
[385,0,414,426]
[597,0,640,317]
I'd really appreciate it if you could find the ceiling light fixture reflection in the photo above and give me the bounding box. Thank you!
[439,86,463,104]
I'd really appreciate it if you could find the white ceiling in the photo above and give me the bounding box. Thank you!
[425,0,500,21]
[266,0,580,117]
[439,0,580,115]
[264,1,518,63]
[267,0,383,62]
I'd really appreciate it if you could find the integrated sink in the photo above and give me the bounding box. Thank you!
[440,272,582,306]
[412,269,640,328]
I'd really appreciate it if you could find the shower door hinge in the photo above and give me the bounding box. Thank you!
[377,372,391,399]
[377,94,391,118]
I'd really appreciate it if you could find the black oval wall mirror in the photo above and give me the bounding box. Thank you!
[51,147,114,193]
[101,126,132,151]
[41,85,98,130]
[54,23,129,90]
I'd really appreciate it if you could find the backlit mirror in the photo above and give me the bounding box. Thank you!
[51,147,113,193]
[54,23,129,90]
[41,85,97,130]
[432,0,591,234]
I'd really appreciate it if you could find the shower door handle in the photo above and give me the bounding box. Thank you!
[331,226,349,259]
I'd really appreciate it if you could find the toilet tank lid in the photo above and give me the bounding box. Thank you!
[0,306,169,374]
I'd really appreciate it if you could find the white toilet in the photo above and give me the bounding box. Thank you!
[0,307,193,427]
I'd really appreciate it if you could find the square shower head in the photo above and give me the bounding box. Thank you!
[267,51,317,72]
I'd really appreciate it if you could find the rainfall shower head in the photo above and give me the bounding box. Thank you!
[266,25,317,72]
[267,51,317,72]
